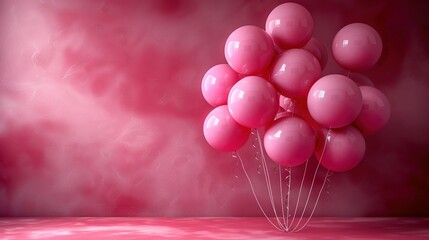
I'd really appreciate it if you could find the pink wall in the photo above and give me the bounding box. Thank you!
[0,0,428,217]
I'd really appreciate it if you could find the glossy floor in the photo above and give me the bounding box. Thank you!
[1,217,428,239]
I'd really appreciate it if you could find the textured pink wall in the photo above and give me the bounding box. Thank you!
[0,0,428,217]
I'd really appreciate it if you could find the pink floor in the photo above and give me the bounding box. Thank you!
[1,217,428,239]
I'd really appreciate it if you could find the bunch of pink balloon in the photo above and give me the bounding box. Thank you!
[202,2,390,173]
[202,2,390,232]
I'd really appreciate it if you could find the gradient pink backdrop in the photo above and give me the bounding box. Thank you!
[0,0,428,217]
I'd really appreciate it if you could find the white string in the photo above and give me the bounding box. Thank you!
[290,129,332,232]
[293,169,331,232]
[326,171,334,195]
[233,126,332,233]
[256,129,285,230]
[287,157,309,229]
[250,130,262,175]
[279,166,287,231]
[232,151,282,231]
[285,167,292,231]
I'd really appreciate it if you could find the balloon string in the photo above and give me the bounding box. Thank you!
[254,129,277,227]
[287,157,309,229]
[279,166,287,231]
[232,151,282,231]
[293,169,331,232]
[256,129,285,230]
[326,171,334,195]
[286,167,292,231]
[285,99,295,231]
[290,128,332,232]
[285,102,295,231]
[234,128,331,232]
[251,130,262,175]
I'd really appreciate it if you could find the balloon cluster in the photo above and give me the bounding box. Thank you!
[202,2,390,173]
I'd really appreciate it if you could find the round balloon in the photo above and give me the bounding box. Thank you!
[225,25,274,75]
[307,74,362,128]
[315,126,366,172]
[271,49,321,98]
[264,116,315,167]
[203,105,250,152]
[228,76,279,128]
[265,2,313,49]
[354,86,391,135]
[332,23,382,71]
[201,64,240,107]
[303,37,328,70]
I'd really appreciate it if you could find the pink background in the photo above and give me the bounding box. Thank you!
[0,0,428,217]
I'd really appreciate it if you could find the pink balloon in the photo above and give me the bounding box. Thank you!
[303,37,328,70]
[264,116,315,167]
[315,126,366,172]
[225,25,274,75]
[307,74,362,129]
[228,76,279,128]
[265,2,313,49]
[271,49,321,98]
[332,23,383,71]
[354,86,391,135]
[201,64,240,107]
[203,105,250,152]
[348,72,375,87]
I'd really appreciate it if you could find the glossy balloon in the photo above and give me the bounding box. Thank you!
[225,25,274,75]
[303,37,328,70]
[307,74,362,128]
[316,126,366,172]
[228,76,279,128]
[354,86,391,135]
[201,64,240,107]
[271,49,321,98]
[264,116,315,167]
[265,2,313,49]
[203,105,250,152]
[332,23,383,70]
